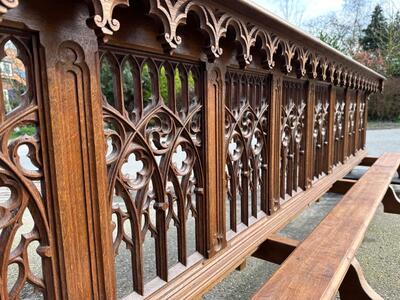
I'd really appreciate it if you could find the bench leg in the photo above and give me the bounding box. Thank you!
[382,185,400,214]
[236,259,247,271]
[339,258,383,300]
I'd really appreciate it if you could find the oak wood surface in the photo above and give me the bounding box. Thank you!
[252,153,400,300]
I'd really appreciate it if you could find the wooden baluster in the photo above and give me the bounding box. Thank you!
[305,80,315,189]
[205,63,226,257]
[270,72,282,213]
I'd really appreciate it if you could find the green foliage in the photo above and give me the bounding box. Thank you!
[100,58,115,106]
[10,124,36,139]
[318,31,346,53]
[360,5,387,52]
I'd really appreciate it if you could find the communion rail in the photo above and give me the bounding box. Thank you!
[0,1,386,299]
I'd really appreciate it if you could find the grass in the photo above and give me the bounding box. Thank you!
[10,125,37,139]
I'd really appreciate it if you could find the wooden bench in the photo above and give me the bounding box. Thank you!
[251,153,400,300]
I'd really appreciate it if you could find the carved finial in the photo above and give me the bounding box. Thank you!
[256,30,279,69]
[281,40,296,74]
[321,58,328,81]
[309,53,320,79]
[0,0,19,21]
[295,47,310,78]
[90,0,130,41]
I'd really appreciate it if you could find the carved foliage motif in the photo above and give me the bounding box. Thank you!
[280,80,307,199]
[358,94,367,150]
[0,0,18,21]
[100,48,205,296]
[91,0,130,38]
[88,0,381,91]
[0,31,54,299]
[224,70,270,235]
[333,88,346,165]
[347,91,357,156]
[313,85,330,178]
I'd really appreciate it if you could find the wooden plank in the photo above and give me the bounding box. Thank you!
[146,151,366,299]
[252,153,400,300]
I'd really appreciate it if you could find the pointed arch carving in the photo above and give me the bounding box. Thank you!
[88,0,382,89]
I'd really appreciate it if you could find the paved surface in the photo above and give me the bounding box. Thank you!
[204,128,400,299]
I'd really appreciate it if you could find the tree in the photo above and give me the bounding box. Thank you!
[360,5,387,51]
[271,0,305,26]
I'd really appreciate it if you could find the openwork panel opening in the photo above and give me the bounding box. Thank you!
[280,79,307,200]
[333,88,346,166]
[224,69,270,236]
[0,30,55,299]
[313,84,330,179]
[100,48,205,297]
[347,90,357,157]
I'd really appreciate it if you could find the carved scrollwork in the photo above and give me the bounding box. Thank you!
[0,0,18,21]
[280,40,296,74]
[333,89,346,165]
[313,85,329,178]
[280,80,307,199]
[257,30,280,69]
[295,47,310,78]
[90,0,130,40]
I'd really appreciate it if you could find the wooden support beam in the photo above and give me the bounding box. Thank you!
[236,260,247,272]
[360,157,400,178]
[382,185,400,215]
[252,234,299,265]
[339,258,383,300]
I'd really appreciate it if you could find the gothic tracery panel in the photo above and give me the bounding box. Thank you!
[0,30,55,299]
[347,90,357,157]
[333,88,346,165]
[224,69,270,235]
[100,48,205,297]
[280,79,307,199]
[358,93,367,150]
[313,84,330,178]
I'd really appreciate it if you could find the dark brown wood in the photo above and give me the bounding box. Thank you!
[0,0,387,299]
[252,153,400,300]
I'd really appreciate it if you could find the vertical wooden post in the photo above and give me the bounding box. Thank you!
[363,93,369,149]
[354,89,361,153]
[327,85,336,173]
[8,2,116,299]
[343,87,350,161]
[205,63,226,256]
[269,72,282,214]
[305,80,315,188]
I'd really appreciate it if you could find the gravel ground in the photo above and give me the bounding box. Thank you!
[204,128,400,299]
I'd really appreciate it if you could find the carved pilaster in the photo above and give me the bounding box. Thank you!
[269,72,282,213]
[205,63,226,256]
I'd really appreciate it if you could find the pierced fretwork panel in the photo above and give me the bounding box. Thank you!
[0,31,55,299]
[224,70,270,235]
[347,90,357,157]
[280,80,307,200]
[100,48,205,297]
[333,88,346,165]
[313,84,330,178]
[358,93,367,150]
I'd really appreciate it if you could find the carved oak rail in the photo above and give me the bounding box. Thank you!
[0,1,385,299]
